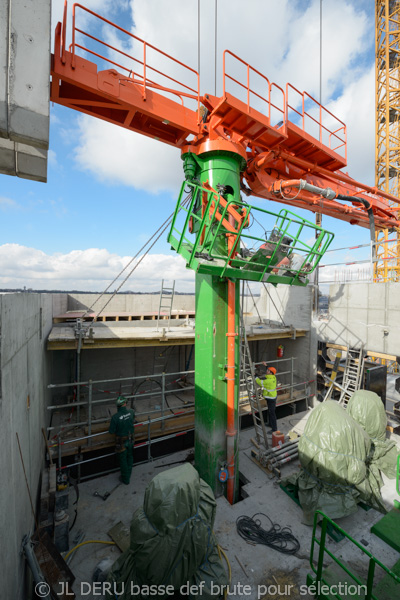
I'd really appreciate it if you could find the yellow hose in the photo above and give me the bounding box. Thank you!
[217,544,231,600]
[64,540,116,561]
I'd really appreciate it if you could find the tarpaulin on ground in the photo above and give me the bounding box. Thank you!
[106,463,228,599]
[347,389,398,480]
[284,398,398,525]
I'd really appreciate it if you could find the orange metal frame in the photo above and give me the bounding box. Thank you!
[51,2,400,232]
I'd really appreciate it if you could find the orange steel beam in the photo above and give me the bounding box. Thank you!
[50,3,400,232]
[244,150,400,230]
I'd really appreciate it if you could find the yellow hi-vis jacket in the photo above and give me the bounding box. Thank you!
[255,374,277,399]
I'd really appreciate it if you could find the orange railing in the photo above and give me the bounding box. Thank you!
[63,2,199,113]
[286,83,347,160]
[222,50,286,126]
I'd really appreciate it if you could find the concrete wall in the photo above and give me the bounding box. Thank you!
[50,344,194,391]
[0,293,53,600]
[65,293,196,314]
[0,0,50,181]
[317,282,400,357]
[256,284,313,330]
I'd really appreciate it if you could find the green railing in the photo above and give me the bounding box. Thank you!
[396,454,400,508]
[309,510,400,600]
[168,181,334,285]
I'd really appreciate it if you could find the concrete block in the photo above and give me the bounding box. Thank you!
[0,1,9,137]
[8,0,51,149]
[0,138,17,175]
[55,488,69,512]
[38,514,54,539]
[54,513,69,553]
[16,143,47,182]
[347,284,368,309]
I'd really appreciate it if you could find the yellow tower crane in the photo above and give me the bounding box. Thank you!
[375,0,400,281]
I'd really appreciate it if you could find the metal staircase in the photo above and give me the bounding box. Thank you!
[339,347,364,407]
[240,313,269,449]
[157,280,175,331]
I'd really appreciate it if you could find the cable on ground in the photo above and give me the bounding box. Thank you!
[64,540,116,562]
[236,512,300,555]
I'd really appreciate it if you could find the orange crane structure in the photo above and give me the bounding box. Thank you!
[375,0,400,282]
[51,3,400,503]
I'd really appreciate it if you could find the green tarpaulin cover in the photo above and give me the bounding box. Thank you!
[284,397,399,525]
[106,463,228,599]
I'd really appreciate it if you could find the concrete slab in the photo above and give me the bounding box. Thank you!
[62,417,400,600]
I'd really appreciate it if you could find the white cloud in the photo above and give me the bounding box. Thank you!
[64,0,373,195]
[0,244,194,292]
[0,196,18,210]
[326,66,375,184]
[74,116,182,194]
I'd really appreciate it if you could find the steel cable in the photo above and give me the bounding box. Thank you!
[80,192,192,324]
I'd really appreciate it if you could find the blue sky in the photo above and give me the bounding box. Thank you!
[0,0,379,291]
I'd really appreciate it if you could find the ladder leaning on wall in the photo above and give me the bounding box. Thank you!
[157,280,175,331]
[339,346,364,407]
[240,313,269,449]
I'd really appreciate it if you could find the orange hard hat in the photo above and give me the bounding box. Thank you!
[268,366,277,375]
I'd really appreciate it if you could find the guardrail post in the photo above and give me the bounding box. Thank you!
[247,64,250,112]
[365,559,375,600]
[290,357,294,401]
[161,373,166,431]
[88,380,93,446]
[147,417,152,461]
[58,433,62,472]
[143,43,147,100]
[316,517,327,584]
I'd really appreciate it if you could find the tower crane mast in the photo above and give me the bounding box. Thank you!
[375,0,400,282]
[51,2,400,503]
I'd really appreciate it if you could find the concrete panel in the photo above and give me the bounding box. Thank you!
[0,138,17,175]
[8,0,51,149]
[16,142,47,182]
[347,284,368,309]
[0,0,50,182]
[317,282,400,356]
[387,283,400,309]
[0,293,53,600]
[0,138,47,181]
[66,293,196,314]
[52,293,68,317]
[258,285,312,330]
[0,0,10,136]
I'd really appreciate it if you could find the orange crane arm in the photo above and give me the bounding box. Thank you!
[51,2,400,232]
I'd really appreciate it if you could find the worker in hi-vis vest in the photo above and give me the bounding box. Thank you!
[255,363,278,432]
[109,396,135,484]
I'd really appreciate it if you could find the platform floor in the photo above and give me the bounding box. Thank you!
[64,412,400,600]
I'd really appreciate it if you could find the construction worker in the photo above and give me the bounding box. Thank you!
[255,363,278,432]
[109,396,135,485]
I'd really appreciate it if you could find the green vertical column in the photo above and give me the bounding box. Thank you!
[188,149,244,499]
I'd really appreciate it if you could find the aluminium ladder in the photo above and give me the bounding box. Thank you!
[157,279,175,331]
[339,346,364,407]
[240,313,269,449]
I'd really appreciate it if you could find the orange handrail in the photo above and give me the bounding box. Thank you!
[69,3,200,111]
[223,50,286,124]
[286,83,347,160]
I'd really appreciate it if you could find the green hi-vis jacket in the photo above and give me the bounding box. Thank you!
[109,406,135,438]
[255,374,277,399]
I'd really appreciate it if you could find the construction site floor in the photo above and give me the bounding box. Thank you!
[64,411,400,600]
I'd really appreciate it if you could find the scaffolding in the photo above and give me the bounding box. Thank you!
[47,358,312,470]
